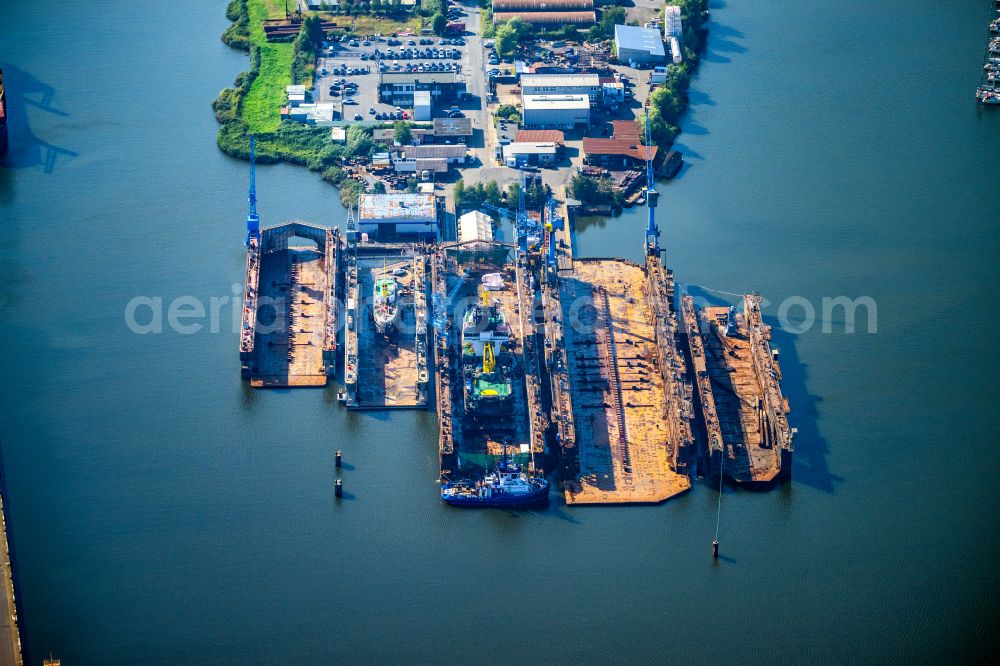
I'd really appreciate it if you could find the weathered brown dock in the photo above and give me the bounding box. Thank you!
[241,223,340,388]
[685,294,793,486]
[555,257,693,504]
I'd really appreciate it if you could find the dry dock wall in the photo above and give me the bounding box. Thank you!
[0,489,22,666]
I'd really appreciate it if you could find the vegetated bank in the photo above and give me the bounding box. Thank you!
[213,0,421,207]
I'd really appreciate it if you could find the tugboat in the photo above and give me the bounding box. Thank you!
[461,292,513,415]
[372,263,400,335]
[440,440,549,507]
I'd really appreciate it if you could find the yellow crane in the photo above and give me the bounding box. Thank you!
[482,341,495,374]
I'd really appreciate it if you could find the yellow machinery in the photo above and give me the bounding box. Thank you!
[483,341,495,374]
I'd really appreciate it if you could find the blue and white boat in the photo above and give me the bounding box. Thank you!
[441,444,549,508]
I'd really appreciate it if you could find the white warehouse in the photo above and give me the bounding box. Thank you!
[520,74,602,103]
[522,94,590,129]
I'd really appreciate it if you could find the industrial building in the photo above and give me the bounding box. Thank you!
[514,129,564,144]
[492,0,592,10]
[520,73,602,104]
[458,211,494,244]
[378,71,466,107]
[357,193,438,239]
[502,142,559,167]
[280,102,334,124]
[614,24,666,66]
[522,94,590,129]
[582,137,658,169]
[492,0,595,26]
[429,117,473,143]
[286,84,308,107]
[492,11,596,26]
[391,144,468,175]
[414,90,432,121]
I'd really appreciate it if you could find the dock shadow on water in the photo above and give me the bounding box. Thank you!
[0,63,78,174]
[686,285,838,494]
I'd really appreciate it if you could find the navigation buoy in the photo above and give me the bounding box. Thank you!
[335,450,343,468]
[712,539,719,559]
[335,479,343,498]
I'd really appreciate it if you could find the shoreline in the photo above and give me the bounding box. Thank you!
[213,1,710,217]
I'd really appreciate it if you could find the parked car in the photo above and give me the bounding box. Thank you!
[354,113,363,120]
[344,98,357,105]
[369,107,377,114]
[448,110,464,118]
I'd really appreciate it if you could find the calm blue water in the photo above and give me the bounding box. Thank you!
[1,0,998,663]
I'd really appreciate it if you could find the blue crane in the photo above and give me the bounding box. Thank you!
[476,170,543,256]
[545,196,560,274]
[643,101,660,256]
[246,135,260,247]
[433,270,469,332]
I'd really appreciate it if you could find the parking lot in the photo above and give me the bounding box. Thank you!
[313,30,473,123]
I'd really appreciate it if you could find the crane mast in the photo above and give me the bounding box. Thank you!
[644,101,660,257]
[246,136,260,247]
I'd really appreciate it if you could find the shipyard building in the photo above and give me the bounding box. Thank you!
[357,193,438,240]
[522,94,590,129]
[492,0,596,26]
[378,72,466,107]
[520,73,602,104]
[614,24,666,66]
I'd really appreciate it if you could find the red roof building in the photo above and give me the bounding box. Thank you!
[515,129,565,144]
[581,137,657,168]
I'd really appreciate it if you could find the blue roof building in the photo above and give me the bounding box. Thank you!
[614,24,666,66]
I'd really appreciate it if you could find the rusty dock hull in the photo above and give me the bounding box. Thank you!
[683,294,793,487]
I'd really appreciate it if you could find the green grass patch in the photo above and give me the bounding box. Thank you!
[343,15,422,36]
[243,43,292,133]
[240,0,293,133]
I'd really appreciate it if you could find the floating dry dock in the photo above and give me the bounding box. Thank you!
[546,256,694,504]
[432,241,547,478]
[681,294,793,486]
[240,223,340,387]
[234,155,794,504]
[342,241,429,409]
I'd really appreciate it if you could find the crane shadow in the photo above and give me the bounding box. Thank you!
[0,62,78,173]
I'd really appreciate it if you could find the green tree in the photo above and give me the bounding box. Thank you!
[494,22,517,58]
[453,179,466,209]
[483,181,503,208]
[589,6,625,40]
[432,13,447,36]
[570,174,599,203]
[393,121,412,145]
[495,104,518,120]
[303,14,325,49]
[374,180,387,194]
[347,125,373,155]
